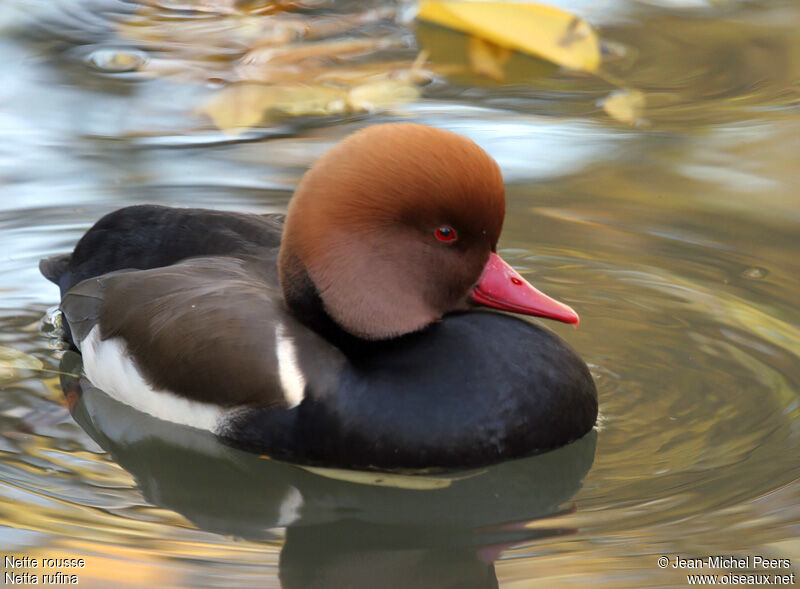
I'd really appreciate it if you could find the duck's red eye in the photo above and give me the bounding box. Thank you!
[435,225,457,243]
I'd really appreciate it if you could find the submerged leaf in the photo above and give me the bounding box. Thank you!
[120,2,427,133]
[142,0,318,15]
[602,89,646,124]
[242,37,396,67]
[0,346,44,382]
[198,77,421,135]
[468,36,512,81]
[197,84,348,135]
[417,1,601,72]
[347,79,421,112]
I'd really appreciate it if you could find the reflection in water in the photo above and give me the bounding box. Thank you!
[61,352,596,588]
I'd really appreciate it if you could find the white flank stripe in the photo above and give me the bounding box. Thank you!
[276,324,306,408]
[276,486,304,526]
[80,326,224,433]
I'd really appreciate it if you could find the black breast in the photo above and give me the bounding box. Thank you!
[221,312,598,470]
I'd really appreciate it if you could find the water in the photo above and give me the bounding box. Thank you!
[1,0,799,586]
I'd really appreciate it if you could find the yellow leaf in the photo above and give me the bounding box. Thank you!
[0,346,44,382]
[467,36,512,82]
[197,84,348,135]
[602,89,646,124]
[199,76,423,135]
[417,1,600,72]
[347,79,421,112]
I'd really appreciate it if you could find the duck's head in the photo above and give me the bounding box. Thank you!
[279,123,578,340]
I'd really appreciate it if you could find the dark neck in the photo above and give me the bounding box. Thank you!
[280,251,375,355]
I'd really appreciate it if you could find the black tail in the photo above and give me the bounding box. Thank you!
[39,254,72,293]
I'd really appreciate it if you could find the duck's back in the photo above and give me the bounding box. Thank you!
[41,205,286,296]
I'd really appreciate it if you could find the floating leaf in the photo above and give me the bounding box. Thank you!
[417,1,601,72]
[197,84,348,135]
[0,346,44,382]
[347,79,421,112]
[467,36,512,82]
[602,88,646,124]
[199,75,421,135]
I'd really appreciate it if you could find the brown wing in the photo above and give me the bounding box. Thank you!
[62,255,344,408]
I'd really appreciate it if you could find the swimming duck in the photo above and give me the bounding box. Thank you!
[41,123,597,470]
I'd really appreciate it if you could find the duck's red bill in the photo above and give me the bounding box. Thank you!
[472,253,579,326]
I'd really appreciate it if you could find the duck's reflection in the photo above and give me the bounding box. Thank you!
[60,351,596,588]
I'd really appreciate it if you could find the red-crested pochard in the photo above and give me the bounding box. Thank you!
[41,123,597,470]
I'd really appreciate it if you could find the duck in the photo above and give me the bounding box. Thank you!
[40,123,597,471]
